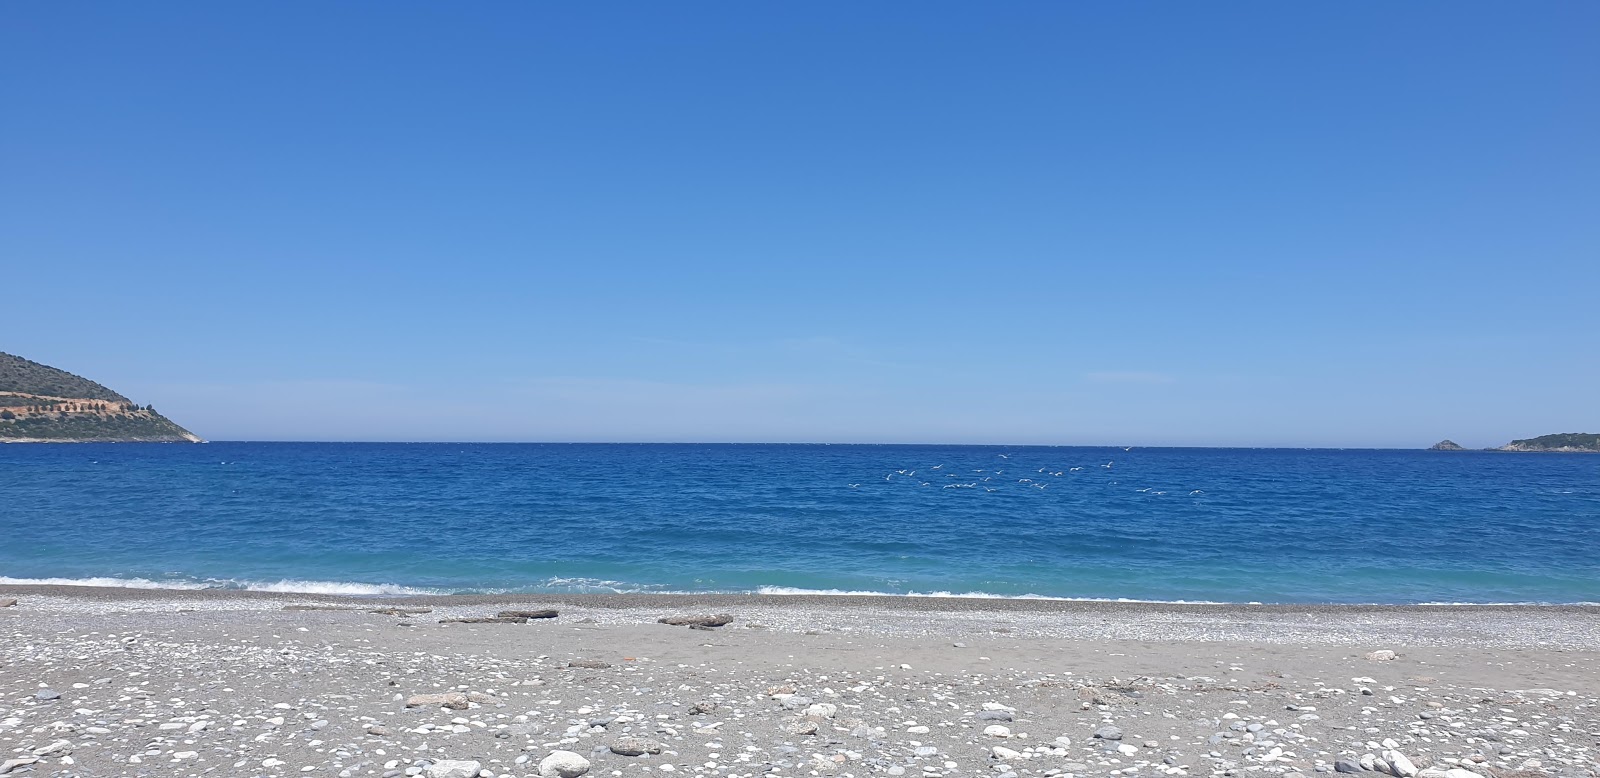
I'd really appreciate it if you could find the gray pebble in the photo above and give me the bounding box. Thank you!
[1094,725,1123,741]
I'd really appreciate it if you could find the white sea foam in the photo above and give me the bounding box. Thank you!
[0,576,213,590]
[537,577,671,594]
[226,579,439,596]
[0,576,439,596]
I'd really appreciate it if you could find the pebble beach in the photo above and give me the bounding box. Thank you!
[2,587,1597,778]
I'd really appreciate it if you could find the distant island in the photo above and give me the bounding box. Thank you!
[0,352,201,443]
[1429,433,1600,453]
[1496,433,1600,453]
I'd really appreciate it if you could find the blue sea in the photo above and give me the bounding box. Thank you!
[2,443,1598,604]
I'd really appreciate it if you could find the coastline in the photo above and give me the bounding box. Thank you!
[9,581,1600,610]
[5,583,1599,649]
[0,435,203,443]
[5,580,1599,607]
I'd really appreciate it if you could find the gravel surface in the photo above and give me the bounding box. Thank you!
[2,587,1597,778]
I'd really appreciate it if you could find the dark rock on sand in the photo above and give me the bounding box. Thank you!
[440,616,528,624]
[0,598,16,608]
[1094,725,1123,740]
[568,659,611,669]
[370,607,432,616]
[497,609,559,619]
[658,614,734,627]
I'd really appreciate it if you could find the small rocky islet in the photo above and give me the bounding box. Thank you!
[0,592,1595,778]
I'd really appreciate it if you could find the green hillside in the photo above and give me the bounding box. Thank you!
[0,352,129,402]
[0,352,200,443]
[0,411,200,442]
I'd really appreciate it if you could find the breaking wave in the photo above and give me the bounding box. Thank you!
[0,576,440,596]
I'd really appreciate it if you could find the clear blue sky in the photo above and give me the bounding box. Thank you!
[4,2,1596,446]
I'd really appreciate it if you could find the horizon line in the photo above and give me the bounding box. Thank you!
[149,439,1501,451]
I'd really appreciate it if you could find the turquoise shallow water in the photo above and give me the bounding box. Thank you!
[1,443,1597,603]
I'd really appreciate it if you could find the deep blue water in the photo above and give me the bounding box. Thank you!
[2,443,1598,603]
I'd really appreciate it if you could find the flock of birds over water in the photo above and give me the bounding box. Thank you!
[848,450,1206,498]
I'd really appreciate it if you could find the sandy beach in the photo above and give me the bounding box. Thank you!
[1,586,1597,778]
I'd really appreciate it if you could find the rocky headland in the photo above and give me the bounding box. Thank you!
[0,352,200,443]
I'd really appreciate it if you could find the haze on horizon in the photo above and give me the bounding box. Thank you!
[3,3,1596,449]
